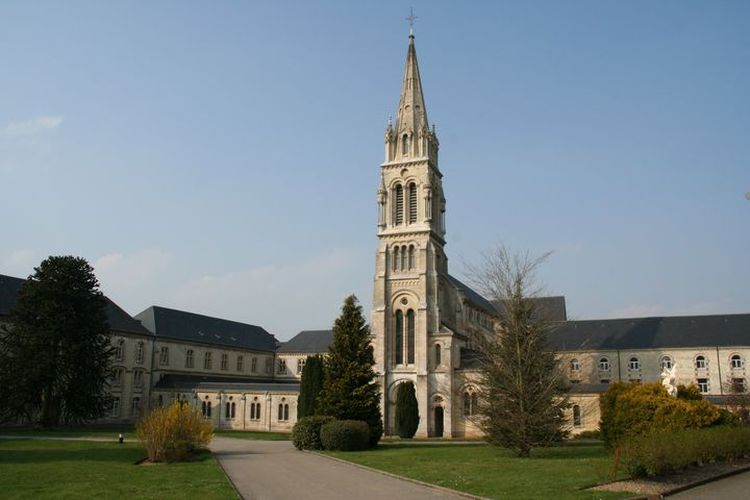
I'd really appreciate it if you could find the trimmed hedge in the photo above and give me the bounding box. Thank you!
[622,425,750,478]
[292,415,335,450]
[320,420,370,451]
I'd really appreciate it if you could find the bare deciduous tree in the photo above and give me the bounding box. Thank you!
[466,245,569,457]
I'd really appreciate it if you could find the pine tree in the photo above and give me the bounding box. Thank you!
[395,381,419,438]
[297,354,325,418]
[318,295,383,447]
[467,246,569,457]
[0,256,112,427]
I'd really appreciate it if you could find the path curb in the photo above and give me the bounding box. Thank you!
[212,450,246,500]
[308,450,490,500]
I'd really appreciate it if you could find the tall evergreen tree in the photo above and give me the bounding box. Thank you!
[467,246,569,457]
[297,354,325,418]
[0,256,112,427]
[318,295,383,447]
[395,381,419,438]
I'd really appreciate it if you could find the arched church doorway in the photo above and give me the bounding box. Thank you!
[434,406,444,437]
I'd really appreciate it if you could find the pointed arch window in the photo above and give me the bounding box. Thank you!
[395,310,404,365]
[408,182,417,223]
[394,184,404,225]
[406,309,415,364]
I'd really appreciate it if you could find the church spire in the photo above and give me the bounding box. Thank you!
[385,31,438,163]
[396,33,429,136]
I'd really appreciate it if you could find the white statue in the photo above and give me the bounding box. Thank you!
[661,364,678,397]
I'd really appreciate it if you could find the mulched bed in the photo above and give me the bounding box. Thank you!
[591,459,750,496]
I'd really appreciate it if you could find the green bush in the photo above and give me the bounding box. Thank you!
[622,426,750,478]
[599,382,722,447]
[136,401,213,463]
[395,381,419,439]
[320,420,370,451]
[292,415,334,450]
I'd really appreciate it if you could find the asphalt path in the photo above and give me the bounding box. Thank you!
[669,470,750,499]
[209,436,470,500]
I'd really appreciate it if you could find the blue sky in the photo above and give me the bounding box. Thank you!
[1,1,748,340]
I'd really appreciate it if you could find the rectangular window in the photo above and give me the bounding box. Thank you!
[697,378,710,394]
[297,358,306,374]
[110,368,123,386]
[277,359,286,374]
[265,358,272,374]
[221,353,228,371]
[111,397,120,417]
[204,352,212,370]
[133,370,143,388]
[186,349,194,368]
[135,342,144,365]
[115,339,124,362]
[237,356,244,372]
[251,357,258,373]
[131,397,140,417]
[159,346,169,366]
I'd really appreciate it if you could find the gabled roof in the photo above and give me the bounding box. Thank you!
[0,273,150,336]
[549,314,750,351]
[135,305,277,352]
[492,296,568,322]
[277,330,333,354]
[447,274,497,315]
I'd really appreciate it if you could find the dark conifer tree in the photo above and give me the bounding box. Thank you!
[395,381,419,438]
[297,354,325,418]
[0,256,112,427]
[318,295,383,447]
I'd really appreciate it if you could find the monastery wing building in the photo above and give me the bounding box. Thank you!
[1,32,748,436]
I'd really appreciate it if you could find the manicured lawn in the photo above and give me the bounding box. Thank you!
[327,441,633,500]
[215,429,290,441]
[0,439,237,499]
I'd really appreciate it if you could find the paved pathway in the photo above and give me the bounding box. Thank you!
[209,437,469,500]
[670,470,750,500]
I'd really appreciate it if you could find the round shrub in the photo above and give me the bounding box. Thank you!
[292,415,334,450]
[320,420,370,451]
[136,401,213,463]
[600,382,723,447]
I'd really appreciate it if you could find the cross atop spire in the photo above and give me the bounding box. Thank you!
[406,8,418,36]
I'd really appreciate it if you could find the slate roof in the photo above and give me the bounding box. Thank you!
[135,305,277,352]
[0,274,150,336]
[549,314,750,352]
[493,296,568,322]
[153,373,299,393]
[277,330,333,354]
[447,274,497,314]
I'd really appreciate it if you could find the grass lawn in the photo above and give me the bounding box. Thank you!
[214,429,290,441]
[0,439,237,499]
[327,441,633,500]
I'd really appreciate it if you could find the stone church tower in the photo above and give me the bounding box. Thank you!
[372,31,455,438]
